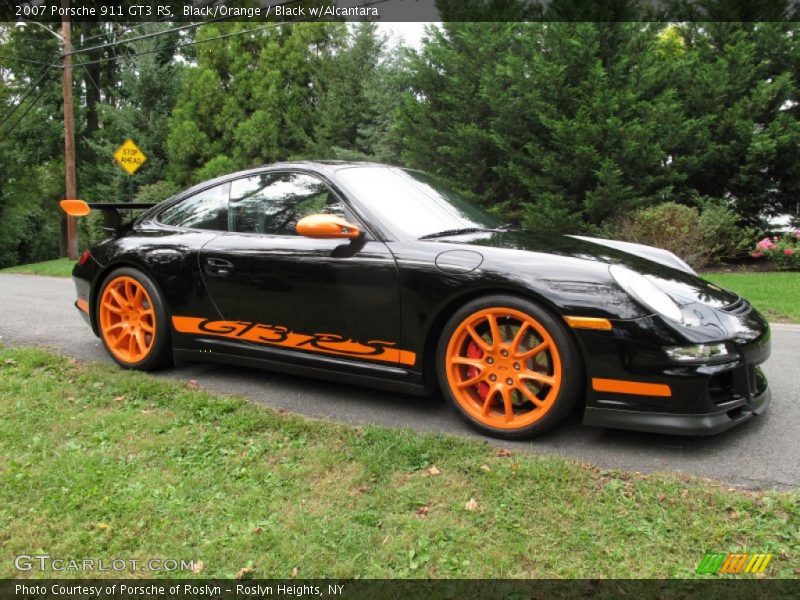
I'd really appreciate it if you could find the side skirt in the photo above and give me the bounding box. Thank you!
[172,347,430,397]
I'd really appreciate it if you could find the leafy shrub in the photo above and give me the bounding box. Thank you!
[752,231,800,270]
[608,201,752,268]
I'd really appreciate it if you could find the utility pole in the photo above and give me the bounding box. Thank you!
[62,0,78,260]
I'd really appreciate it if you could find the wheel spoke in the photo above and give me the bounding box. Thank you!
[139,320,154,333]
[456,373,484,389]
[466,325,492,353]
[520,371,556,387]
[486,314,502,348]
[128,334,137,356]
[134,329,147,354]
[451,356,486,370]
[108,287,126,308]
[125,281,138,304]
[517,340,549,361]
[482,387,497,415]
[132,285,143,307]
[501,386,514,421]
[105,321,125,333]
[510,322,530,354]
[517,383,545,407]
[102,301,123,314]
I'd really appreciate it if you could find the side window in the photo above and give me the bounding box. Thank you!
[158,182,230,231]
[229,172,346,236]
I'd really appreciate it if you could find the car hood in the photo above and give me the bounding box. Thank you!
[439,229,739,309]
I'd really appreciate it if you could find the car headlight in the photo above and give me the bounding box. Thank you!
[664,343,736,364]
[609,265,683,322]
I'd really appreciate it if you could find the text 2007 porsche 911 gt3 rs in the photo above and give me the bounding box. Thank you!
[61,161,771,439]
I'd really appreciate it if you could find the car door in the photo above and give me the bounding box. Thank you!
[196,170,407,367]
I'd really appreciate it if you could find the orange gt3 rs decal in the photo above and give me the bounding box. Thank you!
[171,316,416,366]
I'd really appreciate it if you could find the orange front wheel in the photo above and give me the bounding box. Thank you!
[97,268,171,370]
[437,296,581,439]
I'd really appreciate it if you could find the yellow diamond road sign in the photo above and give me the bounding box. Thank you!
[113,139,147,175]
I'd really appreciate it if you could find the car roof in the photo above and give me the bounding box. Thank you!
[173,160,393,200]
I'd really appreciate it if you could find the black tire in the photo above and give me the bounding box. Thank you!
[436,294,583,440]
[96,267,172,371]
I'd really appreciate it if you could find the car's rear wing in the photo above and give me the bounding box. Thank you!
[59,199,156,230]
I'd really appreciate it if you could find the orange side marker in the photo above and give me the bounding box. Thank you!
[592,378,672,397]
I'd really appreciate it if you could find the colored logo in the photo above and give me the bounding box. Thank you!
[696,552,773,575]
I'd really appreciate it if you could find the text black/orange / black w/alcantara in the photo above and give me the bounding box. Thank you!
[63,161,771,439]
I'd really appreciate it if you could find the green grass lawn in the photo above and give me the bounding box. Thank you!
[705,272,800,323]
[0,258,75,277]
[0,347,797,579]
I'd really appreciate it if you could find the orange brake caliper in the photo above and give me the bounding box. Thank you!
[466,341,490,400]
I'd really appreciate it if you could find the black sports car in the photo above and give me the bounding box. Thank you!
[62,161,771,439]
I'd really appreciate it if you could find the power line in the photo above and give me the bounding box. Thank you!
[0,54,53,67]
[71,21,287,68]
[70,0,392,69]
[0,68,59,141]
[0,59,59,132]
[64,0,308,57]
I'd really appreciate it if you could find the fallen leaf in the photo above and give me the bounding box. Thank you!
[680,489,689,498]
[191,560,204,574]
[357,485,369,493]
[113,395,125,402]
[479,464,491,472]
[236,567,254,579]
[291,567,298,577]
[657,493,666,502]
[465,497,479,512]
[416,506,429,518]
[510,463,519,471]
[780,550,790,559]
[187,380,200,390]
[428,465,440,476]
[381,536,389,545]
[252,527,263,534]
[496,449,513,458]
[96,522,109,530]
[4,358,17,366]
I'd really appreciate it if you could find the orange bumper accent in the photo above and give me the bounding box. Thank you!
[75,298,89,314]
[592,378,672,397]
[565,316,613,330]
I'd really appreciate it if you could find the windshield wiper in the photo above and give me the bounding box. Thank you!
[419,227,499,240]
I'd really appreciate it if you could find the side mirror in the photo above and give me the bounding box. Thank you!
[296,214,362,240]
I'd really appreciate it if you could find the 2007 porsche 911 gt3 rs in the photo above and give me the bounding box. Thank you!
[61,161,771,439]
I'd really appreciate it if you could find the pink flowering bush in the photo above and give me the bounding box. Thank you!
[752,230,800,269]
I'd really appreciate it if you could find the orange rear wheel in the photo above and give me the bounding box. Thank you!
[444,307,563,430]
[99,275,157,365]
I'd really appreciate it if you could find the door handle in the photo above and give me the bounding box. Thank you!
[204,257,235,277]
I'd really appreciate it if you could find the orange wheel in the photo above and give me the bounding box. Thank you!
[438,296,581,438]
[99,275,158,365]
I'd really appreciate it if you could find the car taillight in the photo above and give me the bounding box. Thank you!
[78,250,92,266]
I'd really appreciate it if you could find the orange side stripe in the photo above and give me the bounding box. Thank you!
[592,378,672,397]
[564,316,613,330]
[171,316,417,366]
[76,299,89,314]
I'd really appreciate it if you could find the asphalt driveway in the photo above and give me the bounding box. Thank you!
[0,273,797,490]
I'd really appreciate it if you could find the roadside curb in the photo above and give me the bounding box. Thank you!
[770,322,800,332]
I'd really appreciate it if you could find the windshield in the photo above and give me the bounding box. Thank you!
[335,166,502,239]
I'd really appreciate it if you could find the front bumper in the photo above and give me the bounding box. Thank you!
[584,384,770,435]
[575,312,772,436]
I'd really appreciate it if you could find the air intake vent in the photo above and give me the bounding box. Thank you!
[721,297,751,316]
